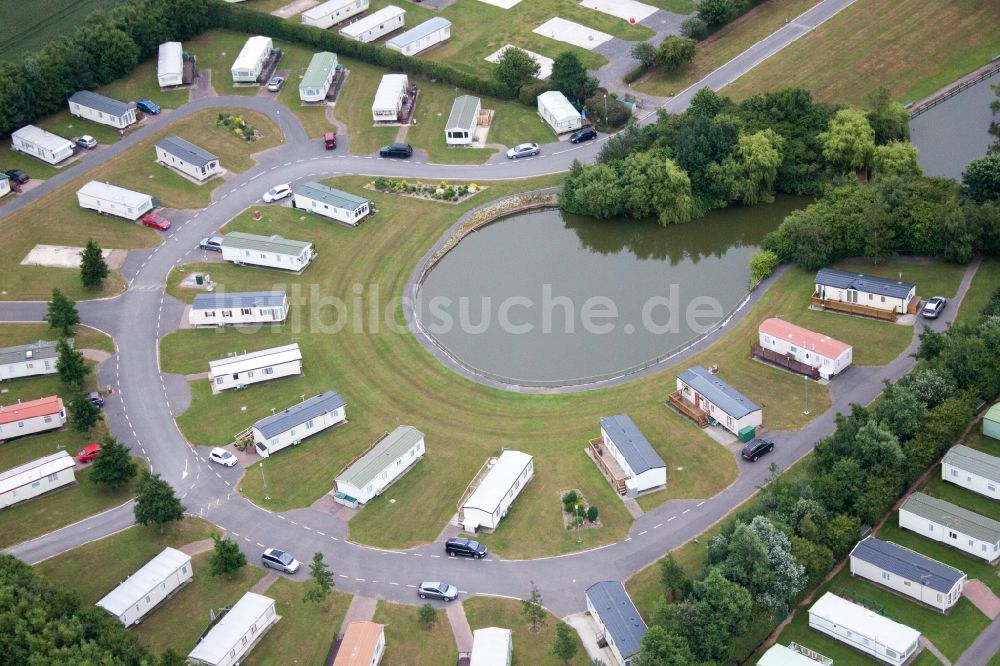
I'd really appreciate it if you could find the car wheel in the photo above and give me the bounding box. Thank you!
[768,445,774,453]
[419,593,427,599]
[752,455,759,461]
[476,554,483,559]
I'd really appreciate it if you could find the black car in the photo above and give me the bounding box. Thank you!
[741,437,775,462]
[379,143,413,158]
[88,391,105,408]
[5,169,29,185]
[570,125,597,144]
[445,537,487,559]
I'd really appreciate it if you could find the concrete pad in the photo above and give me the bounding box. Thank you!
[564,612,617,665]
[485,45,554,80]
[580,0,658,22]
[474,0,522,8]
[251,572,279,595]
[965,580,1000,620]
[339,596,378,637]
[271,0,318,18]
[21,244,119,270]
[533,17,613,50]
[81,349,112,363]
[179,538,215,556]
[446,602,474,653]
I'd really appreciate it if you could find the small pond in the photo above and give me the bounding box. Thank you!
[414,196,805,386]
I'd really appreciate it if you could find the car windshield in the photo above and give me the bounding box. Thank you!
[423,582,440,590]
[219,451,233,459]
[467,540,481,550]
[268,187,283,196]
[275,551,293,564]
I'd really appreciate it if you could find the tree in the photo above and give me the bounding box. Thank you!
[209,533,247,579]
[68,393,102,432]
[873,141,920,178]
[712,516,804,610]
[616,151,695,225]
[552,622,578,664]
[56,338,89,390]
[749,250,779,287]
[962,155,1000,202]
[417,603,437,630]
[698,0,748,26]
[491,47,540,92]
[637,626,694,666]
[46,288,80,337]
[819,108,876,175]
[658,554,690,602]
[867,88,910,143]
[631,42,658,69]
[303,552,335,604]
[134,470,185,533]
[655,37,696,70]
[863,205,896,265]
[550,52,597,105]
[586,505,599,522]
[724,128,784,205]
[560,161,625,219]
[791,536,834,584]
[680,16,709,39]
[665,568,753,662]
[80,238,109,289]
[90,435,136,489]
[822,513,861,556]
[875,381,926,440]
[938,203,979,264]
[899,368,955,409]
[522,581,546,633]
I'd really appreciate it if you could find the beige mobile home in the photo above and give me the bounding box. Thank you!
[11,125,74,165]
[157,42,184,87]
[231,36,273,83]
[339,5,405,43]
[76,181,154,220]
[460,451,533,532]
[808,592,920,665]
[445,96,480,146]
[537,91,582,134]
[188,592,277,666]
[302,0,369,29]
[96,547,193,626]
[209,344,303,393]
[0,451,75,508]
[188,291,289,327]
[220,232,315,272]
[371,74,408,123]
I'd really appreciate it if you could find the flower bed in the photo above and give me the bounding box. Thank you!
[215,112,261,142]
[367,177,485,204]
[560,489,601,530]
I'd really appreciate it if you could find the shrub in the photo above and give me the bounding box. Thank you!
[562,490,578,505]
[517,80,548,107]
[748,250,779,287]
[681,16,709,40]
[584,89,631,132]
[587,506,599,522]
[655,37,697,70]
[623,64,648,85]
[631,42,658,69]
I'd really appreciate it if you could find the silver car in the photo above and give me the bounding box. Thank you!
[262,548,300,574]
[506,143,540,159]
[418,581,458,601]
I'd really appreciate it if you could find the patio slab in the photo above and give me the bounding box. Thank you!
[474,0,523,7]
[533,17,613,50]
[580,0,658,23]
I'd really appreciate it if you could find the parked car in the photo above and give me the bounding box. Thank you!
[77,443,101,463]
[922,296,947,319]
[379,143,412,158]
[570,125,597,144]
[136,98,161,115]
[507,143,540,159]
[88,391,105,408]
[323,132,337,150]
[141,211,171,230]
[209,447,238,467]
[262,548,301,574]
[5,169,29,185]
[262,184,292,203]
[74,135,97,149]
[445,537,487,559]
[418,581,458,601]
[741,437,775,462]
[266,76,285,92]
[199,236,223,252]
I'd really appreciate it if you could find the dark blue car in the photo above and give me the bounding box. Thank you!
[136,98,161,115]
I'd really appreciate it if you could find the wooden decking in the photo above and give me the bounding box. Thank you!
[810,294,898,321]
[750,343,820,379]
[588,437,627,495]
[668,391,709,428]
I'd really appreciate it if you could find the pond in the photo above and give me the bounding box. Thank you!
[415,197,804,387]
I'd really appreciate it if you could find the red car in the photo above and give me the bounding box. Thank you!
[77,443,101,463]
[141,211,171,230]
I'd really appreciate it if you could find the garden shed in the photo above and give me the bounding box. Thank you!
[672,366,762,436]
[11,125,74,165]
[537,90,582,134]
[459,450,533,532]
[301,0,369,30]
[371,73,409,123]
[155,135,220,181]
[157,42,184,87]
[293,181,371,225]
[808,592,920,665]
[757,318,852,379]
[334,425,424,504]
[188,291,289,327]
[445,95,480,146]
[251,391,347,457]
[0,395,66,441]
[385,17,452,56]
[585,581,646,666]
[333,621,385,666]
[76,180,154,220]
[68,90,136,129]
[95,547,192,626]
[942,444,1000,499]
[220,232,315,272]
[208,343,302,393]
[187,592,277,666]
[591,415,666,496]
[0,339,61,381]
[299,52,338,103]
[470,627,512,666]
[899,492,1000,563]
[849,536,966,612]
[231,36,273,83]
[339,5,405,43]
[0,450,75,509]
[984,403,1000,440]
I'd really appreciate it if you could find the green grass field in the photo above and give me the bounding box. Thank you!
[99,58,190,110]
[463,596,589,666]
[956,259,1000,326]
[373,600,454,666]
[0,0,130,63]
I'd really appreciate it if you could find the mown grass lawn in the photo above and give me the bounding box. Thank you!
[920,473,999,522]
[956,258,1000,326]
[834,259,968,301]
[39,108,126,146]
[721,0,1000,107]
[186,29,268,97]
[99,57,189,110]
[0,322,114,354]
[373,600,454,666]
[463,596,589,666]
[274,41,338,139]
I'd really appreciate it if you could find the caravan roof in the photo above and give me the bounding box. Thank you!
[337,426,423,490]
[191,291,286,312]
[943,444,1000,485]
[809,592,920,654]
[96,547,191,616]
[188,592,274,664]
[295,181,369,210]
[340,5,405,38]
[158,42,183,78]
[0,339,60,366]
[12,125,74,153]
[253,391,346,439]
[386,17,451,50]
[446,95,480,131]
[78,181,151,209]
[372,74,408,112]
[0,451,74,495]
[462,450,533,514]
[677,366,760,419]
[599,415,665,474]
[221,232,312,256]
[209,344,302,377]
[0,395,64,426]
[232,36,273,72]
[301,52,338,90]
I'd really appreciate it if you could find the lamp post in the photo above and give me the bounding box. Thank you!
[260,462,270,500]
[575,504,582,544]
[603,93,608,128]
[802,375,810,416]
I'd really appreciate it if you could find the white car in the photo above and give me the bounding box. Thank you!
[507,143,540,159]
[209,447,238,467]
[262,184,292,203]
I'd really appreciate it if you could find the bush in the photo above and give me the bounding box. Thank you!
[518,80,549,107]
[562,490,578,505]
[655,37,697,70]
[584,88,631,132]
[623,64,649,85]
[631,42,658,69]
[587,506,599,522]
[748,250,779,287]
[681,16,709,40]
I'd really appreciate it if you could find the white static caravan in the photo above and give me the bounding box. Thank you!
[470,627,513,666]
[675,365,762,436]
[758,318,853,379]
[445,95,480,146]
[0,339,61,381]
[10,125,74,165]
[585,581,647,666]
[0,395,66,442]
[334,426,425,504]
[814,268,917,316]
[251,391,347,458]
[231,36,273,83]
[157,42,184,87]
[301,0,369,30]
[339,5,406,43]
[808,592,920,665]
[188,291,289,327]
[460,450,533,533]
[0,451,75,509]
[596,415,667,496]
[76,181,154,221]
[95,547,192,626]
[757,643,833,666]
[188,592,277,666]
[155,135,220,182]
[220,232,315,272]
[849,536,966,612]
[293,181,371,225]
[0,173,9,199]
[299,52,338,103]
[537,91,582,135]
[371,74,409,123]
[68,90,136,129]
[899,492,1000,563]
[942,444,1000,500]
[386,17,452,56]
[208,343,302,393]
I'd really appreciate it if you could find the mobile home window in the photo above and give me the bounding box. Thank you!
[264,367,274,375]
[48,473,59,482]
[216,377,223,385]
[951,469,958,477]
[989,484,996,492]
[241,308,252,315]
[881,572,890,581]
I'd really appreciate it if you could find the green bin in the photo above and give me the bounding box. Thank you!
[195,274,203,285]
[737,426,756,443]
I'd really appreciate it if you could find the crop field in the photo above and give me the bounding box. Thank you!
[0,0,130,62]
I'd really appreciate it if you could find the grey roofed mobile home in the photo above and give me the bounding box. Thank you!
[850,536,965,594]
[253,391,346,439]
[0,339,60,366]
[337,425,424,490]
[446,95,480,131]
[814,268,915,300]
[295,181,369,210]
[222,232,312,256]
[156,135,218,168]
[598,415,665,475]
[943,444,1000,484]
[192,291,287,311]
[69,90,133,118]
[901,492,1000,543]
[676,366,760,419]
[585,581,647,662]
[385,16,451,51]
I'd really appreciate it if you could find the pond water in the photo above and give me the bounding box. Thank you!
[415,197,804,386]
[910,68,999,181]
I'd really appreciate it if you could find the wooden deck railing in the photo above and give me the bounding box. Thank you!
[588,437,627,495]
[750,343,820,379]
[668,391,709,428]
[810,295,897,321]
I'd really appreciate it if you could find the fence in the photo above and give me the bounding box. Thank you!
[909,60,1000,118]
[750,343,820,379]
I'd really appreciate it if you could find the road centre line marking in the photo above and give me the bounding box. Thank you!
[682,509,690,514]
[317,531,325,536]
[668,516,676,522]
[654,523,663,529]
[697,501,706,507]
[289,520,298,526]
[638,530,647,536]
